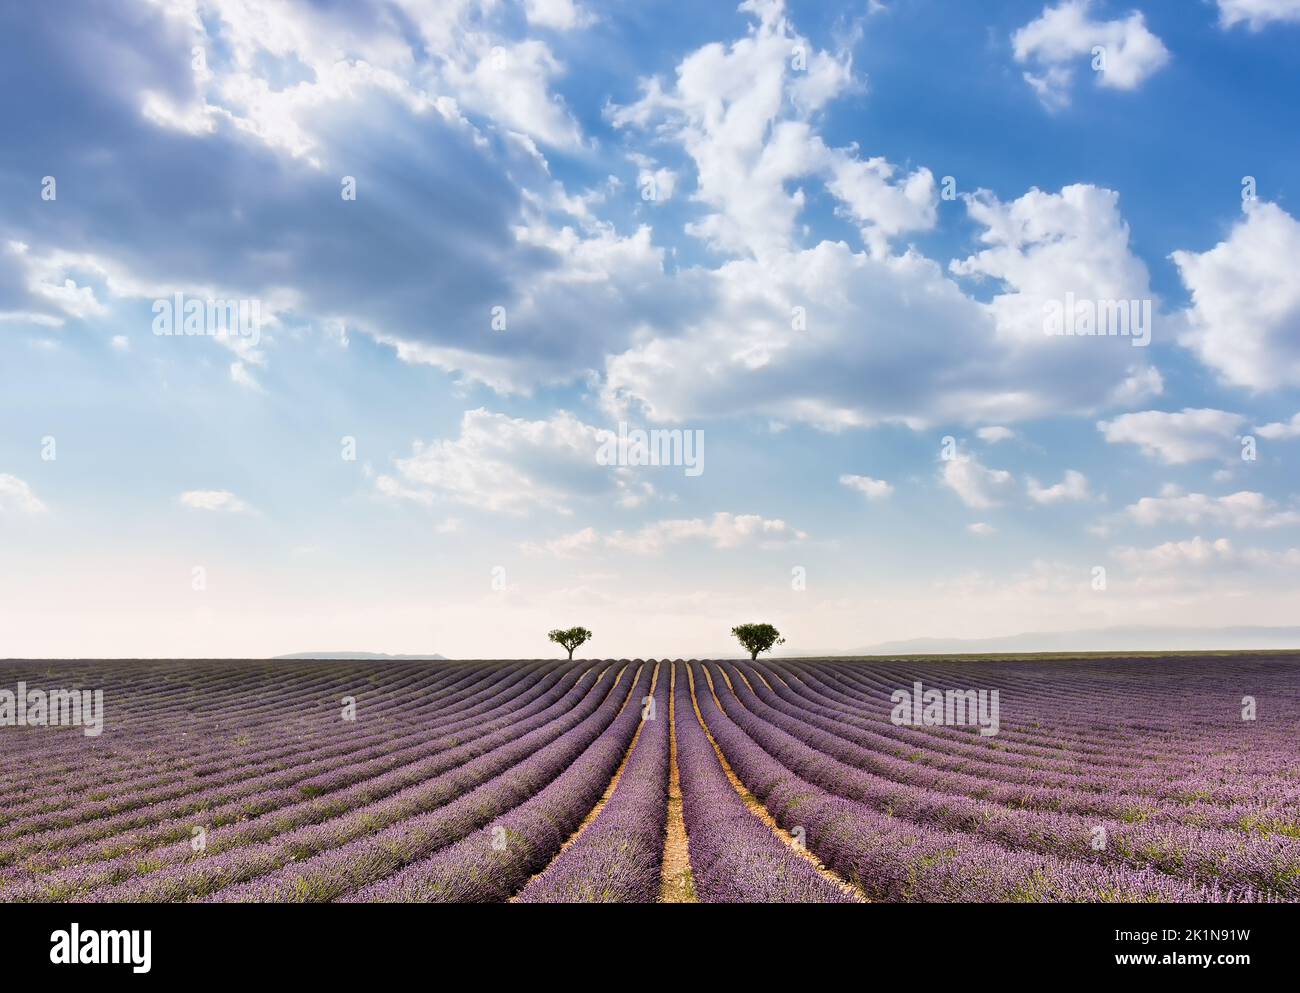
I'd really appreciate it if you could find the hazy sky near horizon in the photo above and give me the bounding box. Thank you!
[2,0,1299,658]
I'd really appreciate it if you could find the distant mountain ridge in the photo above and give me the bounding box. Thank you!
[275,652,449,661]
[847,626,1300,656]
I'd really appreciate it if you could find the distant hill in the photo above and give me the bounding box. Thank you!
[274,652,449,661]
[848,626,1300,657]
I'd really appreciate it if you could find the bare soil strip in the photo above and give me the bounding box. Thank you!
[509,663,653,901]
[743,662,777,691]
[691,664,868,902]
[757,662,789,690]
[658,662,697,903]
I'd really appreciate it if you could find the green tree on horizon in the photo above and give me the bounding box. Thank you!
[731,623,785,660]
[548,626,593,660]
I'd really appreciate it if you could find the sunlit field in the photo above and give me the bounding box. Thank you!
[2,655,1297,903]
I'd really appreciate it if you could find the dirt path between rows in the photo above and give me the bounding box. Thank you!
[658,662,697,903]
[508,663,648,901]
[692,663,867,902]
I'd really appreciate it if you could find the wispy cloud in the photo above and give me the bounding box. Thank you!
[179,490,254,514]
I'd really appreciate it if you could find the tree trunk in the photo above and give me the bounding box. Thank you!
[568,647,574,660]
[751,649,758,660]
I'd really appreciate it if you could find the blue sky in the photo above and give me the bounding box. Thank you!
[1,0,1298,658]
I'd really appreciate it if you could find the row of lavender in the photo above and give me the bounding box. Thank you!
[757,659,1299,816]
[3,664,564,872]
[2,655,1296,902]
[702,658,1299,900]
[1,660,608,898]
[1,658,821,902]
[2,660,546,822]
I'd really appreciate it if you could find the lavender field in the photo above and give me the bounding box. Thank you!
[1,656,1298,903]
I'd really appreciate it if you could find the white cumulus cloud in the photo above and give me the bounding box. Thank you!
[1097,408,1248,464]
[1124,487,1300,528]
[377,408,666,516]
[1013,0,1169,109]
[1115,536,1236,570]
[1027,469,1091,504]
[1172,202,1300,392]
[1216,0,1300,29]
[524,0,590,31]
[1256,412,1300,439]
[840,474,894,501]
[939,455,1016,509]
[525,513,807,557]
[179,490,253,514]
[976,426,1015,443]
[0,475,48,515]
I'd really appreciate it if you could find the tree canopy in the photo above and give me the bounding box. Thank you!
[548,626,593,660]
[730,623,785,660]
